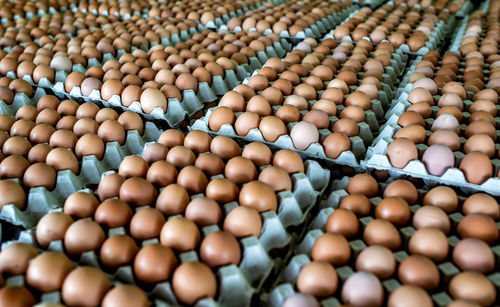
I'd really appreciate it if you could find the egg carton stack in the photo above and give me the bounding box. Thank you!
[0,0,71,26]
[191,37,408,170]
[0,128,331,306]
[266,174,500,307]
[215,1,359,42]
[363,0,500,196]
[0,90,166,229]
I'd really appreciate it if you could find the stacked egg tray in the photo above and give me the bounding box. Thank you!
[265,174,500,307]
[325,3,457,56]
[214,0,359,42]
[191,37,408,170]
[0,123,333,306]
[363,0,500,196]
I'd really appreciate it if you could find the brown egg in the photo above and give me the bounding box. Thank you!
[386,138,418,168]
[119,177,158,207]
[413,204,450,233]
[375,197,411,226]
[62,266,110,307]
[101,79,124,100]
[398,255,440,290]
[172,262,217,305]
[363,219,401,250]
[102,285,150,307]
[272,149,304,174]
[46,148,79,174]
[142,143,168,163]
[220,91,246,112]
[453,238,495,273]
[140,88,167,113]
[98,119,126,144]
[64,191,99,219]
[129,207,165,240]
[332,118,359,136]
[100,235,138,268]
[239,181,277,212]
[200,231,241,267]
[118,156,149,178]
[459,152,493,184]
[160,216,200,252]
[133,243,176,283]
[118,111,144,135]
[184,197,222,226]
[347,174,379,197]
[0,242,38,275]
[158,129,185,148]
[326,208,359,238]
[26,252,74,292]
[0,179,25,210]
[339,193,371,216]
[296,261,338,297]
[208,106,235,132]
[409,228,449,261]
[388,285,433,307]
[64,219,105,254]
[0,286,36,307]
[449,272,496,306]
[464,134,495,157]
[322,132,351,159]
[398,111,425,128]
[23,163,57,190]
[311,232,351,265]
[457,214,498,244]
[258,116,287,142]
[462,193,499,219]
[94,199,133,228]
[355,245,396,279]
[35,211,74,248]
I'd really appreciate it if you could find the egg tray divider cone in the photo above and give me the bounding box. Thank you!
[266,176,500,307]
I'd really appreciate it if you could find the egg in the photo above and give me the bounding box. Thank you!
[36,212,74,247]
[341,272,384,307]
[422,144,455,176]
[388,285,433,307]
[459,152,493,184]
[200,231,241,267]
[282,294,319,307]
[296,261,338,297]
[223,205,262,238]
[457,214,498,243]
[409,228,449,261]
[448,272,496,306]
[375,197,411,226]
[101,285,150,307]
[94,198,133,228]
[0,242,38,275]
[462,193,499,219]
[0,179,25,210]
[311,232,350,265]
[134,243,177,283]
[130,207,165,240]
[100,235,139,268]
[398,255,440,290]
[386,138,418,168]
[62,266,111,306]
[355,245,396,279]
[0,286,36,307]
[26,252,74,292]
[140,88,167,113]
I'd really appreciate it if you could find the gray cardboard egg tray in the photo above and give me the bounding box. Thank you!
[214,4,359,43]
[362,69,500,195]
[0,117,163,230]
[0,235,254,307]
[352,0,387,10]
[266,176,500,307]
[0,155,331,307]
[16,39,291,128]
[327,14,455,57]
[189,46,408,169]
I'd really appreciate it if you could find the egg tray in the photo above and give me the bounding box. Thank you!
[5,225,258,307]
[191,106,372,169]
[352,0,387,10]
[0,240,231,307]
[265,177,500,307]
[1,156,331,306]
[33,40,292,128]
[175,0,292,30]
[362,127,500,197]
[0,122,163,230]
[0,6,67,26]
[215,4,359,43]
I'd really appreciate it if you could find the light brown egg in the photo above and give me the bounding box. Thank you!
[26,252,74,292]
[296,261,338,297]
